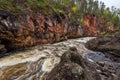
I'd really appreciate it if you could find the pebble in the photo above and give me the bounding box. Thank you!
[97,61,105,67]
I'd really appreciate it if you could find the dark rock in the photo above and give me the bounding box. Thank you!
[69,46,77,51]
[86,31,120,80]
[0,44,7,54]
[86,31,120,57]
[47,47,101,80]
[0,10,13,20]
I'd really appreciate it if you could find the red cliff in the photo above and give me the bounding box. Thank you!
[0,10,82,51]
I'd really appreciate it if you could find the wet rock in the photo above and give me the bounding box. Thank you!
[84,51,120,80]
[86,31,120,56]
[85,32,120,80]
[84,52,111,62]
[47,61,83,80]
[47,47,101,80]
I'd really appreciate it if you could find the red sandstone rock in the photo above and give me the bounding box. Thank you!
[84,14,99,36]
[83,14,113,36]
[0,10,113,51]
[0,10,82,51]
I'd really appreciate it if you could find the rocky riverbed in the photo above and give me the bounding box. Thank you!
[0,37,120,80]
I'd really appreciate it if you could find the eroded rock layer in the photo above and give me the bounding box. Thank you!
[0,10,82,51]
[86,31,120,56]
[0,10,114,52]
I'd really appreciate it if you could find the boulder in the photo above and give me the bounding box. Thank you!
[86,31,120,56]
[47,47,101,80]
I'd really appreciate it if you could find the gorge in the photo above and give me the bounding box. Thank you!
[0,0,120,80]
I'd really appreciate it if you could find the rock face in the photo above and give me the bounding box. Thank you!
[86,31,120,56]
[47,47,101,80]
[0,10,113,52]
[0,10,82,52]
[83,14,113,36]
[84,14,100,36]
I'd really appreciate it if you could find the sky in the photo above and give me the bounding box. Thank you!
[98,0,120,9]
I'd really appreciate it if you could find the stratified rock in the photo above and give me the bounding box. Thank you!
[86,31,120,56]
[83,14,114,36]
[0,9,114,52]
[0,10,82,51]
[47,47,101,80]
[84,14,100,36]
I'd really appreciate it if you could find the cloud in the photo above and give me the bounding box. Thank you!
[98,0,120,9]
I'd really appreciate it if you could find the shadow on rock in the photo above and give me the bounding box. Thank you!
[46,47,101,80]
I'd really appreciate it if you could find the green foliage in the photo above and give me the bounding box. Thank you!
[52,6,64,14]
[0,0,119,28]
[0,0,27,15]
[27,0,48,9]
[0,0,18,14]
[0,0,49,15]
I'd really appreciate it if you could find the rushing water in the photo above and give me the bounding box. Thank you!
[0,37,119,80]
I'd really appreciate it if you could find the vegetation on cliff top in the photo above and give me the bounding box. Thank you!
[0,0,120,31]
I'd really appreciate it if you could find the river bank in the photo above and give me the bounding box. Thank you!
[0,37,119,80]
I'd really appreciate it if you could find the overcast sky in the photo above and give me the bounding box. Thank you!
[98,0,120,9]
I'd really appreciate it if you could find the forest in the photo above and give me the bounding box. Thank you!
[0,0,120,30]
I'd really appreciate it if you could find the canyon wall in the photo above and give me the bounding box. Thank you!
[0,10,113,52]
[0,10,82,51]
